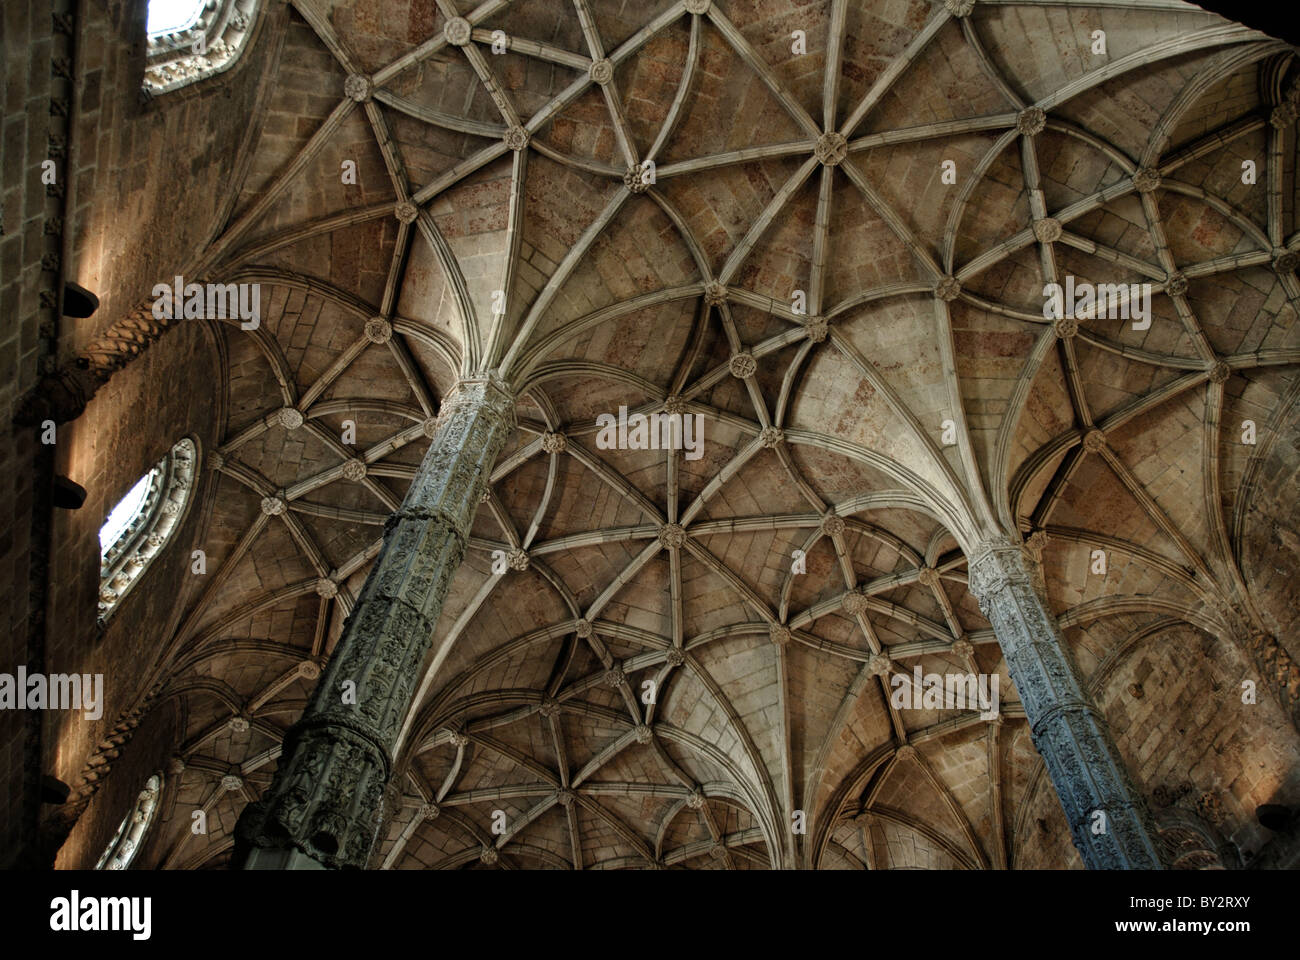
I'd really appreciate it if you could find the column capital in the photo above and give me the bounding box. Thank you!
[446,372,516,408]
[966,538,1048,613]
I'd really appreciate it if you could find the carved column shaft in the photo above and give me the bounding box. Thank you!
[236,377,515,868]
[967,541,1165,869]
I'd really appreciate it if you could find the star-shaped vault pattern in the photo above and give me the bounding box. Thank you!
[83,0,1300,870]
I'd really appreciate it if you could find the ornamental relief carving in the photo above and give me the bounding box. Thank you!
[143,0,262,96]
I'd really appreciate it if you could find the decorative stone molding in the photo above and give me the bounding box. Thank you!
[663,395,687,415]
[315,578,338,599]
[729,352,757,379]
[419,802,439,821]
[209,450,226,470]
[867,653,891,677]
[895,745,917,761]
[298,660,321,680]
[344,74,372,102]
[944,0,976,17]
[916,566,940,588]
[965,540,1166,868]
[842,590,870,617]
[685,789,706,809]
[821,514,845,537]
[168,756,186,776]
[447,730,470,748]
[758,426,784,448]
[556,787,577,807]
[229,716,251,734]
[574,619,593,638]
[1273,249,1298,275]
[95,774,163,870]
[143,0,261,96]
[703,281,729,306]
[99,438,198,623]
[235,376,516,869]
[1132,167,1162,193]
[589,59,614,85]
[444,17,472,46]
[709,843,727,860]
[1024,528,1050,559]
[1032,218,1062,243]
[685,0,712,13]
[935,276,962,301]
[422,416,441,439]
[222,774,244,792]
[951,638,974,659]
[364,317,392,344]
[394,200,420,224]
[633,724,653,744]
[769,624,792,646]
[541,432,567,454]
[1270,101,1298,130]
[804,316,828,343]
[480,847,499,865]
[814,131,848,166]
[665,647,685,667]
[1165,272,1189,297]
[341,459,368,482]
[539,697,560,718]
[1082,428,1107,454]
[506,548,529,571]
[504,125,530,151]
[605,667,626,688]
[1244,629,1300,734]
[1017,106,1046,136]
[1208,362,1231,385]
[659,523,686,549]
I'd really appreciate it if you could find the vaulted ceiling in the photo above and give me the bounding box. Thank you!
[122,0,1300,869]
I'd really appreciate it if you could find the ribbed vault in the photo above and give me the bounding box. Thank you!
[96,0,1300,869]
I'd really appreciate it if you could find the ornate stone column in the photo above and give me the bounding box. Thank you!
[967,541,1166,869]
[235,375,515,869]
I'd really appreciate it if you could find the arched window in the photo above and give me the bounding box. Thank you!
[143,0,260,97]
[94,774,163,870]
[98,437,198,624]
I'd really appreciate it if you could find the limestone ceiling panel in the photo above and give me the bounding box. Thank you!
[115,0,1300,870]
